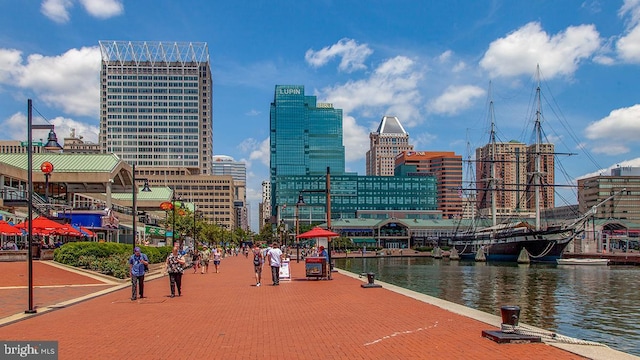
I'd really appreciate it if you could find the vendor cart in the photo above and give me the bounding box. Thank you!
[305,257,327,279]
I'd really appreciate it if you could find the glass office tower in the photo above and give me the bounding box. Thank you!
[269,85,345,178]
[270,85,346,220]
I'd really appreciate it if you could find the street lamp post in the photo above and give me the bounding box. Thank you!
[26,99,62,314]
[131,164,151,253]
[296,194,305,263]
[193,205,198,251]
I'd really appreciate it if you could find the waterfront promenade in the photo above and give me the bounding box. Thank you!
[0,256,635,359]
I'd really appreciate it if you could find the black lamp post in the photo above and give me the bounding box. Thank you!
[26,99,62,314]
[131,164,151,253]
[296,194,305,263]
[193,205,198,251]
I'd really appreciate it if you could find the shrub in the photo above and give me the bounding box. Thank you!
[54,242,172,279]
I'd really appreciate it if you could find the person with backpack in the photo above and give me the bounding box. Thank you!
[252,243,264,286]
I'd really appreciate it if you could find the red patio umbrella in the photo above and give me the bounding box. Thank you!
[0,220,23,236]
[15,216,66,231]
[296,227,339,239]
[79,226,97,238]
[57,224,83,237]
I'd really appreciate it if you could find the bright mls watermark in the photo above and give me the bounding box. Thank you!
[1,341,57,359]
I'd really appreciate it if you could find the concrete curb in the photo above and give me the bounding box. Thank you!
[337,268,640,360]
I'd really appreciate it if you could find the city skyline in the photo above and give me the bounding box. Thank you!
[2,1,640,231]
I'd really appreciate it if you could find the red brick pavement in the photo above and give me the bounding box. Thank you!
[0,256,588,359]
[0,261,114,320]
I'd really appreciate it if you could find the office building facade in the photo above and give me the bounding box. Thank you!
[212,155,248,231]
[395,151,463,219]
[99,41,213,174]
[366,116,413,176]
[578,167,640,222]
[269,85,347,219]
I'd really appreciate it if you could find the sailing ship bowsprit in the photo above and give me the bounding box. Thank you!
[449,69,623,263]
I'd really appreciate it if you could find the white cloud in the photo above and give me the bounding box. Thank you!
[0,49,23,83]
[50,116,99,143]
[438,50,453,63]
[480,22,601,79]
[428,85,485,116]
[79,0,124,19]
[619,0,640,25]
[41,0,123,23]
[305,38,373,73]
[41,0,73,23]
[590,143,629,155]
[2,112,97,144]
[616,25,640,62]
[583,104,640,156]
[320,56,423,126]
[248,138,270,167]
[411,132,437,150]
[0,46,101,117]
[577,158,640,179]
[342,115,370,162]
[584,105,640,151]
[311,55,426,162]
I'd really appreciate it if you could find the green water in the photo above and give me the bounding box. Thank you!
[335,256,640,356]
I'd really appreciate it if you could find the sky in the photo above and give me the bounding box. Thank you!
[2,0,640,232]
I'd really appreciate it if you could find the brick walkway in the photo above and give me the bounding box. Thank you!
[0,256,629,359]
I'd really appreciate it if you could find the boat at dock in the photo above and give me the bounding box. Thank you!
[557,258,610,266]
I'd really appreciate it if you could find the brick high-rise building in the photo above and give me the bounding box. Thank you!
[395,151,463,219]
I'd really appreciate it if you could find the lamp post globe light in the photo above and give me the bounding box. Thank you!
[26,99,62,314]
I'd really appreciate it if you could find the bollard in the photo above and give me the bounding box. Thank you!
[361,272,381,288]
[482,304,540,343]
[501,305,520,326]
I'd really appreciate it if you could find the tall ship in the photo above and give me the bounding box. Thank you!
[449,68,622,263]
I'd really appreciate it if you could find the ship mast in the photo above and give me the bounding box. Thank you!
[489,83,498,227]
[533,65,542,231]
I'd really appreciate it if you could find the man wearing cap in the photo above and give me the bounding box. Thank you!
[200,244,211,274]
[129,247,149,300]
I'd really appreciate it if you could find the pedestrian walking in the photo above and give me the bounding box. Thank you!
[266,242,283,286]
[164,245,185,298]
[129,246,149,300]
[191,248,200,274]
[212,247,222,273]
[252,243,264,286]
[200,244,211,274]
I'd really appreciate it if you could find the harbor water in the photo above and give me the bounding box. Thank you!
[335,256,640,356]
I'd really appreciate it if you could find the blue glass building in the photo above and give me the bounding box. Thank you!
[269,85,438,230]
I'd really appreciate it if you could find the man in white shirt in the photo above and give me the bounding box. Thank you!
[266,242,283,286]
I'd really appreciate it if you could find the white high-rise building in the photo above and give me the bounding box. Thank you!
[212,155,248,231]
[99,41,213,174]
[260,180,272,228]
[366,116,413,176]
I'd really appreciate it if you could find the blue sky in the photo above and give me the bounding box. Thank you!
[2,0,640,231]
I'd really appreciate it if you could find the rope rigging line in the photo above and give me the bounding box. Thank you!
[501,324,608,347]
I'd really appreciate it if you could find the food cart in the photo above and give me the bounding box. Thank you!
[305,256,326,279]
